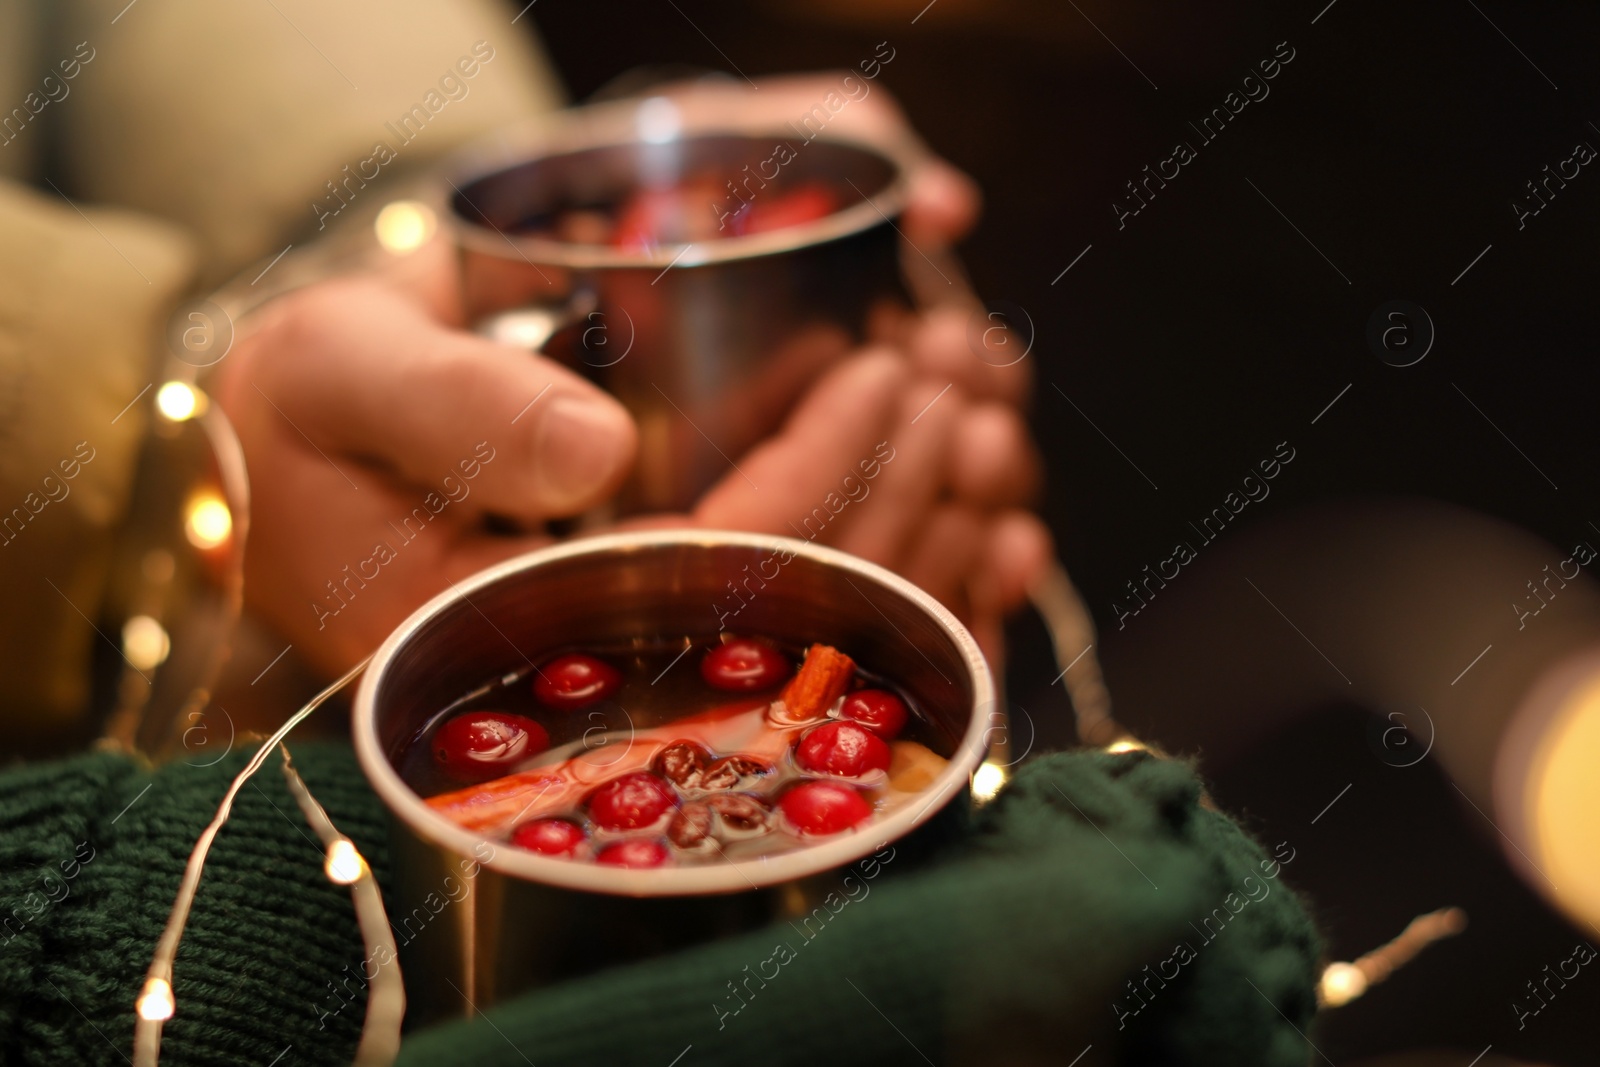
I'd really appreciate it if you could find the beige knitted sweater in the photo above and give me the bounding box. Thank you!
[0,0,563,736]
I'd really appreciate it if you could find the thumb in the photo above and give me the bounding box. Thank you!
[239,278,637,523]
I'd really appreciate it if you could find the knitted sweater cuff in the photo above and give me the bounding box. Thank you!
[0,744,392,1067]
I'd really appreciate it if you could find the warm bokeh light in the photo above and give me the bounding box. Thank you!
[1317,961,1368,1007]
[325,838,366,885]
[155,381,203,422]
[634,96,682,144]
[1105,738,1151,754]
[374,200,437,254]
[122,615,171,671]
[136,976,174,1021]
[1525,672,1600,930]
[971,761,1007,802]
[184,494,232,550]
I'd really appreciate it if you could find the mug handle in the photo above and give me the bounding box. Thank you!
[474,288,597,353]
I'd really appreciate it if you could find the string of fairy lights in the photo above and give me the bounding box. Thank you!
[130,656,405,1067]
[128,207,437,1066]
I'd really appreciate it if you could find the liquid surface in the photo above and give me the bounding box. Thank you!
[399,637,951,867]
[523,177,841,250]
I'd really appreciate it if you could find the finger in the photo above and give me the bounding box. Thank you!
[968,614,1007,677]
[607,512,698,533]
[903,159,982,247]
[974,510,1055,617]
[234,430,518,676]
[830,376,962,567]
[372,225,465,326]
[694,351,908,537]
[248,277,637,523]
[962,511,1054,674]
[908,304,1031,406]
[949,402,1043,508]
[441,526,558,583]
[865,299,916,350]
[898,505,987,617]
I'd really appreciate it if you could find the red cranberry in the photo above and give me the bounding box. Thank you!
[610,179,724,249]
[701,639,791,691]
[533,653,621,710]
[840,690,909,740]
[432,711,549,782]
[795,721,891,778]
[611,189,672,251]
[595,839,670,868]
[587,772,677,831]
[779,781,872,836]
[511,819,586,857]
[742,185,837,235]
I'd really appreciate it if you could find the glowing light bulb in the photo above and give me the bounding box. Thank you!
[1318,962,1368,1007]
[156,381,203,422]
[122,615,171,671]
[325,838,365,885]
[374,201,436,255]
[971,762,1007,802]
[137,976,174,1021]
[1105,738,1150,754]
[184,494,232,550]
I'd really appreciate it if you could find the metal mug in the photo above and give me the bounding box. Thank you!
[351,529,995,1021]
[442,95,929,513]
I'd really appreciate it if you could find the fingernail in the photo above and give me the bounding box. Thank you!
[534,396,634,511]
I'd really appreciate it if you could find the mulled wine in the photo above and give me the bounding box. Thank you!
[401,636,949,868]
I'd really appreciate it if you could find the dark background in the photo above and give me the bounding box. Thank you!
[527,2,1598,1062]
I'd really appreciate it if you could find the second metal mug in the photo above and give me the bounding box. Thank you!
[442,96,922,513]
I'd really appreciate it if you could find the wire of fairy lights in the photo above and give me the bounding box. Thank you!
[131,656,396,1067]
[278,742,405,1065]
[1025,563,1471,1006]
[1029,560,1122,746]
[1318,906,1468,1007]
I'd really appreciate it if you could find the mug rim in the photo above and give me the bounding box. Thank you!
[351,528,995,898]
[441,95,918,271]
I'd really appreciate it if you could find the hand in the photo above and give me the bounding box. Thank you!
[684,349,1051,659]
[214,73,1044,676]
[216,265,1045,675]
[652,74,1050,651]
[211,259,637,675]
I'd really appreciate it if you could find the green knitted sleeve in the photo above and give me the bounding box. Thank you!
[0,744,391,1067]
[0,746,1321,1067]
[394,750,1323,1067]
